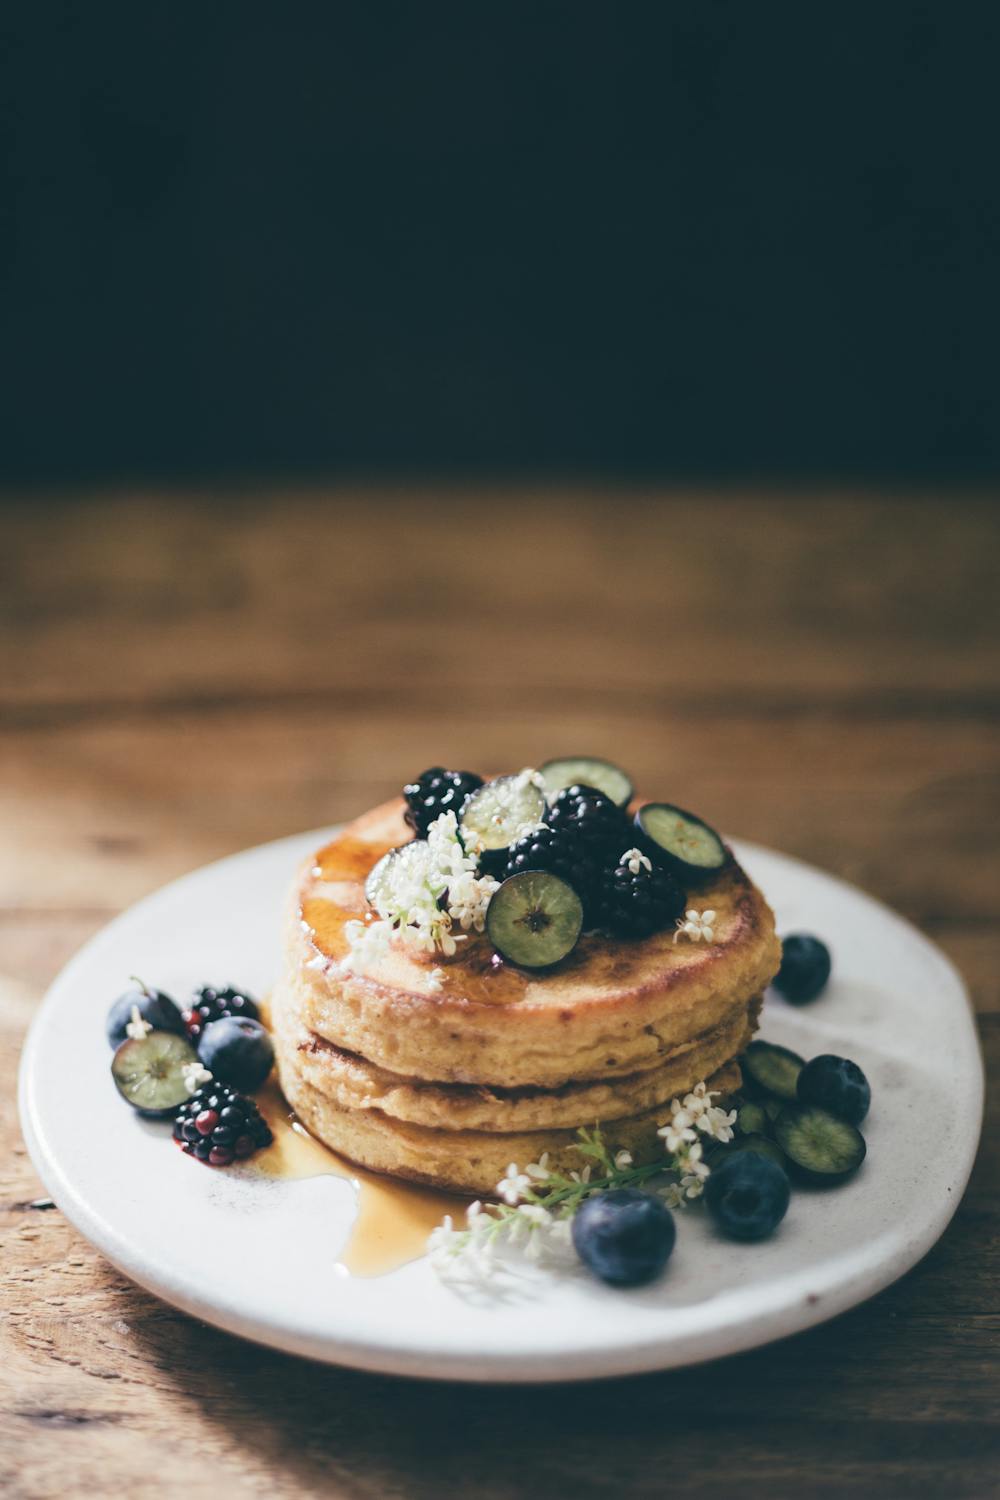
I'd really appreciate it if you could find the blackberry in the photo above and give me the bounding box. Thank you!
[546,784,631,856]
[597,855,685,939]
[503,825,601,920]
[183,985,260,1042]
[172,1083,273,1167]
[403,767,484,838]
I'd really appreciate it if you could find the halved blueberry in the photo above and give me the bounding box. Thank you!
[539,756,633,808]
[486,871,583,968]
[633,803,727,883]
[571,1188,676,1285]
[461,775,546,857]
[111,1031,200,1117]
[774,1103,867,1184]
[741,1040,805,1101]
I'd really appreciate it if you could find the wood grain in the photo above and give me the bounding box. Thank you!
[1,488,998,1498]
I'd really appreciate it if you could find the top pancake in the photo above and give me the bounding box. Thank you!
[293,797,780,1089]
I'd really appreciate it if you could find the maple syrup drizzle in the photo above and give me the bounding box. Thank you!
[253,1082,467,1277]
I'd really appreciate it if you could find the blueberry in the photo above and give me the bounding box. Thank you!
[106,982,185,1048]
[197,1016,274,1091]
[797,1054,871,1125]
[571,1188,676,1286]
[774,934,831,1004]
[704,1152,790,1241]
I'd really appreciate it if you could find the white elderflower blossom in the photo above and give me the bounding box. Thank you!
[658,1097,698,1154]
[427,1214,462,1270]
[524,1152,552,1182]
[339,917,394,974]
[680,1081,737,1142]
[516,767,547,793]
[620,848,652,876]
[673,909,717,944]
[181,1060,213,1092]
[496,1163,533,1205]
[614,1149,634,1169]
[424,967,446,994]
[446,868,500,933]
[125,1004,153,1041]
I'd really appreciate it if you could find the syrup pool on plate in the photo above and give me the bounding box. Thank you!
[254,1081,467,1277]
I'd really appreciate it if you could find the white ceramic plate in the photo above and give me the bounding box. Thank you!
[19,831,982,1382]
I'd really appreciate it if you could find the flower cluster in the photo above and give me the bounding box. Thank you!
[340,812,499,973]
[428,1082,737,1276]
[656,1080,735,1206]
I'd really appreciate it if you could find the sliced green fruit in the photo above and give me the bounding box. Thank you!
[633,803,727,882]
[111,1031,200,1117]
[741,1040,805,1101]
[486,871,583,968]
[461,775,546,853]
[539,757,633,808]
[736,1101,771,1137]
[773,1103,867,1184]
[365,841,429,909]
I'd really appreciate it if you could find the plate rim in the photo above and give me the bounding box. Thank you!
[17,828,984,1382]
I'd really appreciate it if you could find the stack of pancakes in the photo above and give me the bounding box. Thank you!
[271,799,781,1196]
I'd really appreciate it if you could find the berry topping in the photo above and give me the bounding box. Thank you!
[503,825,601,918]
[597,851,686,938]
[704,1151,790,1241]
[571,1188,677,1286]
[539,756,633,808]
[545,784,631,856]
[106,980,185,1049]
[773,934,832,1004]
[111,1031,201,1117]
[403,768,484,838]
[196,1016,274,1092]
[797,1054,871,1125]
[633,803,728,883]
[485,870,583,969]
[183,984,260,1041]
[173,1084,273,1166]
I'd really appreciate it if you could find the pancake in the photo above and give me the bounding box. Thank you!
[274,1005,743,1194]
[292,797,780,1089]
[271,966,761,1131]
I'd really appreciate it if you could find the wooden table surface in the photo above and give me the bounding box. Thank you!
[2,489,998,1498]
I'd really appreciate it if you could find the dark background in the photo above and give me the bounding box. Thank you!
[2,3,998,487]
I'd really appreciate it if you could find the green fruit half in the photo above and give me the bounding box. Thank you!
[486,871,583,968]
[634,802,727,881]
[539,757,633,808]
[773,1104,867,1184]
[111,1032,200,1117]
[461,776,546,853]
